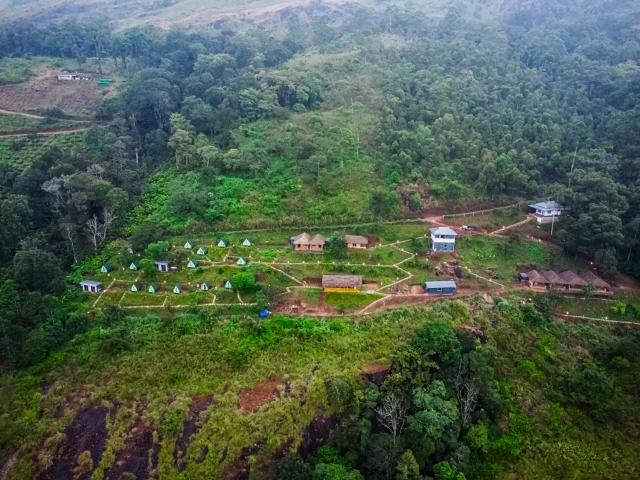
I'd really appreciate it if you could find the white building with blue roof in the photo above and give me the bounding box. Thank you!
[529,201,564,224]
[430,226,458,252]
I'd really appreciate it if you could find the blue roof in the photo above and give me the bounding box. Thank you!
[424,280,457,289]
[430,227,457,236]
[154,260,169,265]
[80,280,102,287]
[258,309,271,318]
[529,201,563,210]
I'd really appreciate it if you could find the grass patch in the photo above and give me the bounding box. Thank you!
[324,292,382,312]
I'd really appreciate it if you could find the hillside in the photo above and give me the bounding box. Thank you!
[0,0,640,479]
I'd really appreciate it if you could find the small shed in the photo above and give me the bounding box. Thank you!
[517,272,529,283]
[130,283,141,293]
[129,261,140,271]
[525,270,546,288]
[155,261,170,272]
[197,246,208,255]
[173,285,182,294]
[424,280,457,295]
[345,234,369,249]
[80,280,103,294]
[183,241,193,249]
[224,280,233,289]
[100,263,113,273]
[200,282,211,291]
[542,270,562,286]
[242,238,252,247]
[322,274,363,292]
[148,284,160,294]
[217,239,229,248]
[187,259,199,269]
[236,257,247,266]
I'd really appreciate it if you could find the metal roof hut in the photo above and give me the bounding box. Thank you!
[424,280,457,295]
[148,283,160,294]
[236,257,247,266]
[130,283,141,292]
[200,282,210,291]
[154,260,170,272]
[173,284,182,294]
[242,238,252,247]
[80,280,103,293]
[322,274,362,292]
[224,280,233,289]
[187,259,198,268]
[217,239,229,248]
[129,261,140,271]
[183,240,193,249]
[197,246,208,255]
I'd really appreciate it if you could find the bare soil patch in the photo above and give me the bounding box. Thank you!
[174,395,214,472]
[362,362,391,385]
[0,70,108,115]
[238,376,290,413]
[38,405,109,480]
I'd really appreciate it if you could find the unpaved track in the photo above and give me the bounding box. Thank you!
[0,126,91,138]
[0,108,43,119]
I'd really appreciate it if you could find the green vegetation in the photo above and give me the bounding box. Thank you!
[1,0,640,479]
[0,58,31,84]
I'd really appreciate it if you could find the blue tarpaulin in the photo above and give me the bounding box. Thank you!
[258,309,271,318]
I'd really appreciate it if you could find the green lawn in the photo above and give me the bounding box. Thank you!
[324,292,383,312]
[457,236,583,283]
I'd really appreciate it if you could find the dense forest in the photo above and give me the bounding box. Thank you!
[0,0,639,478]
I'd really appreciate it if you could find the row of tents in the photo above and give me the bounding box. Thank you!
[131,280,234,294]
[183,239,252,250]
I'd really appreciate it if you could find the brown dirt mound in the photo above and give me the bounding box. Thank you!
[174,395,214,471]
[238,377,289,413]
[38,406,109,480]
[104,420,153,480]
[362,362,392,385]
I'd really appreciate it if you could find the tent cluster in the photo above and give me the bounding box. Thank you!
[183,238,252,249]
[131,281,218,294]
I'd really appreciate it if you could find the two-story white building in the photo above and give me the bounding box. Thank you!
[529,201,564,224]
[430,226,458,252]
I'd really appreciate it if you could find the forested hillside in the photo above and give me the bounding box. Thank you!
[0,0,639,479]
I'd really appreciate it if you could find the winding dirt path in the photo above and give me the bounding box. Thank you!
[0,108,43,119]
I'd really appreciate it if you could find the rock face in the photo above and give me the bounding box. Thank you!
[38,406,109,480]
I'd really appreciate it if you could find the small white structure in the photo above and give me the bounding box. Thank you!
[80,280,102,293]
[183,240,193,249]
[224,280,233,289]
[242,238,252,247]
[236,257,246,266]
[529,201,564,224]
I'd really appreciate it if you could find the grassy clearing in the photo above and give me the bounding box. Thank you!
[446,207,525,231]
[0,58,32,84]
[324,292,382,312]
[457,236,583,282]
[556,297,640,322]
